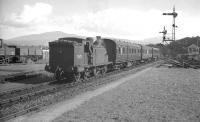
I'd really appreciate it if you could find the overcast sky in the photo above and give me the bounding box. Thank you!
[0,0,200,42]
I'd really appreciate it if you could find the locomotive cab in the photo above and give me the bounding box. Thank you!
[48,37,86,74]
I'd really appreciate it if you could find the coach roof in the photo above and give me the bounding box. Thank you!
[102,37,141,48]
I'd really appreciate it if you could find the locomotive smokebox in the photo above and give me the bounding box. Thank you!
[96,36,101,40]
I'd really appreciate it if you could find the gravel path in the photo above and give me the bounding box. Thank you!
[52,67,200,122]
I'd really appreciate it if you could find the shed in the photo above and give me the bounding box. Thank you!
[187,44,199,55]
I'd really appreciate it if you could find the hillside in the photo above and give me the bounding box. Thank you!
[148,36,200,57]
[143,37,162,44]
[167,36,200,56]
[5,31,83,46]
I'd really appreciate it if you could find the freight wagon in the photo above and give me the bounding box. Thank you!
[0,39,43,64]
[19,46,43,62]
[0,39,20,63]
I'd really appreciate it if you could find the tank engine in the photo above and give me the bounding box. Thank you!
[47,36,111,81]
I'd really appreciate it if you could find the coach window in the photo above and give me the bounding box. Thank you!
[118,47,120,54]
[123,47,125,54]
[119,47,122,54]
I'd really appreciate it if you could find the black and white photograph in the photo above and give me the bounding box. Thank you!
[0,0,200,122]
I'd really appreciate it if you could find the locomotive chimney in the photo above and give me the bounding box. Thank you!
[96,36,101,41]
[94,36,102,46]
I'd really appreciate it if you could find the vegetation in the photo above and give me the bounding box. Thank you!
[148,36,200,57]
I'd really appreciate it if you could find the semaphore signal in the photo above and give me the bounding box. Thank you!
[162,6,178,42]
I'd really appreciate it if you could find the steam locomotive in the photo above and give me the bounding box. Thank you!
[46,36,160,81]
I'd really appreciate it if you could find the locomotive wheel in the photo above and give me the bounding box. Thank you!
[74,73,81,82]
[93,68,97,76]
[83,71,90,80]
[101,66,107,74]
[54,70,61,80]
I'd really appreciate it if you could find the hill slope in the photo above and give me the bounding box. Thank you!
[167,36,200,56]
[5,31,83,46]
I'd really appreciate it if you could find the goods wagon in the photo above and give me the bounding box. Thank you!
[19,47,29,56]
[19,46,43,56]
[19,46,43,62]
[0,39,44,63]
[0,44,20,63]
[0,46,19,56]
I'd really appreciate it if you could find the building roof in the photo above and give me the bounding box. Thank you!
[188,44,199,49]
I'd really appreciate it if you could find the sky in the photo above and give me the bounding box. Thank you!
[0,0,200,42]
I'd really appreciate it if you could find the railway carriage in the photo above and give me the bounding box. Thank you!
[102,38,142,68]
[152,47,160,60]
[141,45,153,61]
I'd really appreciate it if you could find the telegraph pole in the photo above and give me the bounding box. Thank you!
[162,6,178,42]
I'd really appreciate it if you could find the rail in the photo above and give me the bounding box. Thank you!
[0,57,10,64]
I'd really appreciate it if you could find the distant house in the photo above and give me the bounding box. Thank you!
[187,44,199,55]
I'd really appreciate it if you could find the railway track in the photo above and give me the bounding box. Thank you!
[0,82,56,106]
[0,60,162,122]
[0,81,51,98]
